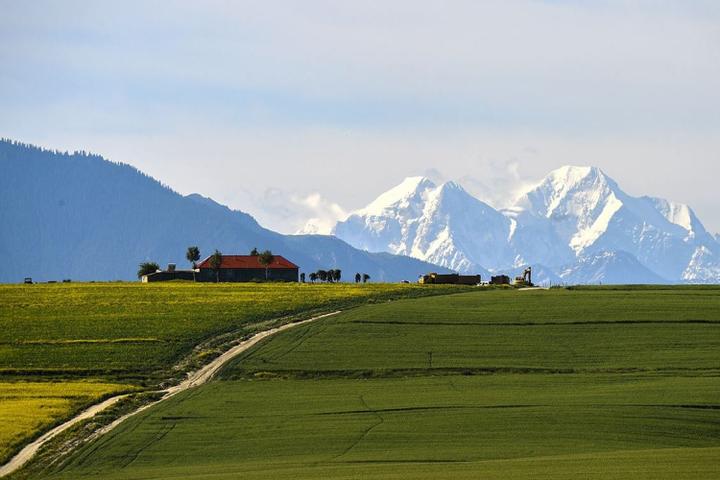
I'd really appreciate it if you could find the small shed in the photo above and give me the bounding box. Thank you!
[489,275,511,285]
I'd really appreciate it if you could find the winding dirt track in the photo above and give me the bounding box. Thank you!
[0,311,341,478]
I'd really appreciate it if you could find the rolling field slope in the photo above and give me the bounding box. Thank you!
[29,287,720,479]
[0,282,455,379]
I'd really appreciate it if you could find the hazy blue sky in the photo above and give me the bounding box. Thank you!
[1,1,719,233]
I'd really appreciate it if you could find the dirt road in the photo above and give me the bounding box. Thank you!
[0,311,341,478]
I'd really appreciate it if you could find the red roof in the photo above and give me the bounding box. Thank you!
[196,255,298,270]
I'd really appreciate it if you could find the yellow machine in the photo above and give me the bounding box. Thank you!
[514,266,533,287]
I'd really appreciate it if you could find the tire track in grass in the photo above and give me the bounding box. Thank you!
[333,395,385,461]
[120,422,176,469]
[0,311,342,478]
[271,319,332,363]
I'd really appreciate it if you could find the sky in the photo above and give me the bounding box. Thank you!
[1,1,719,234]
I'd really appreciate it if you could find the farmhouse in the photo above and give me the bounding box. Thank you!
[195,254,299,282]
[142,255,300,283]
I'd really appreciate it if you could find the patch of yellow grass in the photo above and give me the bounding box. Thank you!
[0,381,133,463]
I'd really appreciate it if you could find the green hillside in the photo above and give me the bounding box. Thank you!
[29,287,720,479]
[0,282,457,380]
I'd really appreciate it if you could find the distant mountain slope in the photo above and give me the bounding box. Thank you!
[332,166,720,284]
[559,251,669,285]
[0,140,448,282]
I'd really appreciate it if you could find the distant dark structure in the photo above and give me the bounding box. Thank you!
[142,255,299,283]
[489,274,511,285]
[141,263,195,282]
[419,273,481,285]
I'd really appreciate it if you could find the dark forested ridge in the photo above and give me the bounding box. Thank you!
[0,139,448,282]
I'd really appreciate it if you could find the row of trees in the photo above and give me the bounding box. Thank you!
[355,273,371,283]
[302,269,342,283]
[299,270,371,283]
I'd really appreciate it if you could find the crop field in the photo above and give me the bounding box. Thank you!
[31,287,720,479]
[0,381,133,464]
[0,282,458,379]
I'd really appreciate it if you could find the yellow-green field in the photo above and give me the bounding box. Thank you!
[0,381,133,463]
[0,282,460,378]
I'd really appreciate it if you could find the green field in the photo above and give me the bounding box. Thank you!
[27,287,720,479]
[0,282,457,380]
[0,282,459,471]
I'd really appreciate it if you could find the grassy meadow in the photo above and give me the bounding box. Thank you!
[29,287,720,479]
[0,281,460,472]
[0,282,460,379]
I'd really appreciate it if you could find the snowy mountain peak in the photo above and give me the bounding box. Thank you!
[514,165,626,254]
[433,180,476,201]
[518,165,620,219]
[547,165,601,186]
[358,176,436,216]
[438,180,463,191]
[334,176,510,274]
[644,196,705,238]
[553,164,606,180]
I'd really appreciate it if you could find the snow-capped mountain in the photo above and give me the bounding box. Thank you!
[515,166,717,281]
[332,166,720,284]
[334,177,504,275]
[682,245,720,284]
